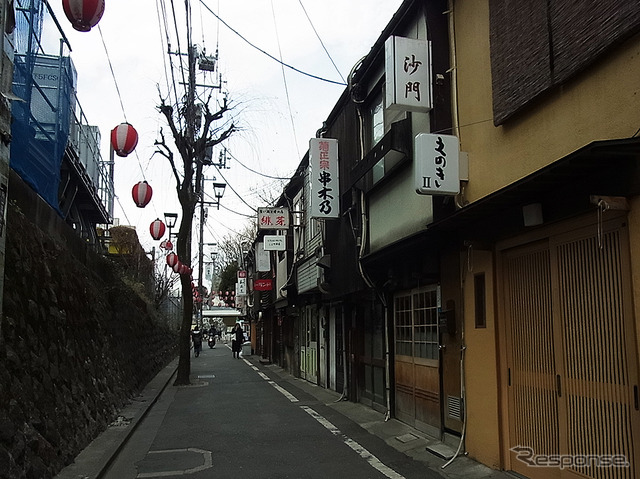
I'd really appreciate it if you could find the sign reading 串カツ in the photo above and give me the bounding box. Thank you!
[414,133,460,195]
[309,138,339,219]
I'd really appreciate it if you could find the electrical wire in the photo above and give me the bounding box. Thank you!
[198,0,347,86]
[226,149,291,180]
[298,0,346,84]
[270,0,300,160]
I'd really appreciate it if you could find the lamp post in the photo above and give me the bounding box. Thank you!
[164,212,178,239]
[197,180,226,325]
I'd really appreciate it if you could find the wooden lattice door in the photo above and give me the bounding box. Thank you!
[502,216,639,479]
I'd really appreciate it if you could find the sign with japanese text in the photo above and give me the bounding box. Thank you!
[236,278,246,296]
[257,207,289,230]
[414,133,460,195]
[256,241,271,272]
[385,36,432,113]
[264,235,286,251]
[254,279,272,291]
[309,138,339,219]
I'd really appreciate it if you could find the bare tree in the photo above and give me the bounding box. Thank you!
[154,49,235,385]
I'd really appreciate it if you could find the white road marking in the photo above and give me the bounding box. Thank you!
[252,367,404,478]
[268,380,299,402]
[136,448,213,477]
[301,406,406,479]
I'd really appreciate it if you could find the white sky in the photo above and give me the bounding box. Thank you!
[44,0,404,262]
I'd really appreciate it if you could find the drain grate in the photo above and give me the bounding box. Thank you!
[198,374,216,379]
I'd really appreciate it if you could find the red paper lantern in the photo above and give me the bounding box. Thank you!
[149,219,166,240]
[179,264,190,275]
[166,252,178,268]
[131,181,152,208]
[160,239,173,251]
[172,262,182,273]
[111,122,138,157]
[62,0,105,32]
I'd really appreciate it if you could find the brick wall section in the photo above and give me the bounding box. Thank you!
[0,201,178,478]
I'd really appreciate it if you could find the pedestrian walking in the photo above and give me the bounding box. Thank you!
[231,323,243,358]
[191,327,203,357]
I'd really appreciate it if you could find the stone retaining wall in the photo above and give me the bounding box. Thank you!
[0,201,178,478]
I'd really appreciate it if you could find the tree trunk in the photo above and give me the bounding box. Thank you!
[173,197,196,385]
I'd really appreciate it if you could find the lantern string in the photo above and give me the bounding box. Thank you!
[97,25,128,123]
[97,25,149,185]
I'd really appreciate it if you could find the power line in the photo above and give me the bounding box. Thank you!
[198,0,347,86]
[270,0,300,160]
[298,0,346,84]
[226,149,291,180]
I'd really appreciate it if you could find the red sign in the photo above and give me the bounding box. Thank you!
[254,279,272,291]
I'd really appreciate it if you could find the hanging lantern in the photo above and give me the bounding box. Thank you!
[172,262,182,273]
[160,239,173,251]
[166,252,178,268]
[149,219,166,240]
[62,0,105,32]
[131,181,152,208]
[179,264,190,275]
[111,122,139,157]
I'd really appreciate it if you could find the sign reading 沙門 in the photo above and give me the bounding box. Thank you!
[414,133,460,195]
[264,235,286,251]
[385,35,432,113]
[309,138,339,219]
[257,207,289,230]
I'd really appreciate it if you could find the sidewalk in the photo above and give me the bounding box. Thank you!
[56,345,514,479]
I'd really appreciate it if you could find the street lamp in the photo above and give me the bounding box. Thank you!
[211,182,226,209]
[164,212,178,238]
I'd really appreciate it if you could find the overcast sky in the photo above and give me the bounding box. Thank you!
[44,0,404,260]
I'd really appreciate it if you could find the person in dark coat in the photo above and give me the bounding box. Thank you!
[231,323,244,358]
[191,327,203,357]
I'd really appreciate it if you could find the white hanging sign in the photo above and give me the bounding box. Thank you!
[264,235,286,251]
[257,207,289,230]
[309,138,339,219]
[414,133,460,195]
[385,36,432,113]
[256,241,271,272]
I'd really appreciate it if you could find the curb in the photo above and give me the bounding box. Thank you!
[55,358,179,479]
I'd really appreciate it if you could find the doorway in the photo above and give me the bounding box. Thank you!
[500,215,639,479]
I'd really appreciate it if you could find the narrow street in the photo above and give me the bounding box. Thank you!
[104,343,443,479]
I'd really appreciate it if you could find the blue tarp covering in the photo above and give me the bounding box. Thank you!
[10,0,76,215]
[11,54,76,215]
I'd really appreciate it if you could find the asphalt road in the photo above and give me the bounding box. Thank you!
[103,344,445,479]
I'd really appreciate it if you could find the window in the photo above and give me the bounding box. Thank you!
[370,93,384,148]
[394,285,440,360]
